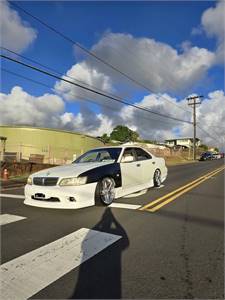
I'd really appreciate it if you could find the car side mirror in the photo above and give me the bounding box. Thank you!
[121,155,134,163]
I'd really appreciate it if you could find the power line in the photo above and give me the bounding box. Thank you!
[1,54,193,125]
[9,1,191,115]
[0,54,192,124]
[1,47,190,122]
[9,1,221,146]
[109,37,192,109]
[2,67,188,127]
[1,46,128,101]
[1,68,123,111]
[197,123,223,142]
[3,68,221,146]
[197,125,223,146]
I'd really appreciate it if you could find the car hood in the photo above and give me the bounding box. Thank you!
[31,162,114,178]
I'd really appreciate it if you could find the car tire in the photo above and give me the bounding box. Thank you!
[95,177,116,206]
[153,169,161,187]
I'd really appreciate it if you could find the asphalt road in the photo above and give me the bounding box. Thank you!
[1,160,224,299]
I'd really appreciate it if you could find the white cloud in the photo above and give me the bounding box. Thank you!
[88,32,216,93]
[116,93,189,141]
[118,90,225,149]
[194,1,225,64]
[55,32,216,103]
[191,26,203,36]
[88,114,114,137]
[0,0,37,53]
[180,90,225,147]
[54,61,113,101]
[201,1,224,40]
[60,105,101,132]
[74,90,224,150]
[0,86,101,133]
[1,86,224,149]
[0,86,65,127]
[52,29,223,148]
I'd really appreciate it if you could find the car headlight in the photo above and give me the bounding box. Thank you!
[27,176,32,185]
[59,176,87,186]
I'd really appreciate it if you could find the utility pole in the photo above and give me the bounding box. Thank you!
[186,95,203,160]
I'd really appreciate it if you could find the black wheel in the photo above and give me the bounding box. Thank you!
[153,169,161,187]
[95,177,116,206]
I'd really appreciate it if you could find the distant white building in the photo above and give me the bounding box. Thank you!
[165,138,201,149]
[122,141,167,149]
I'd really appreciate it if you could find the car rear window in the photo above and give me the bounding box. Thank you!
[135,148,152,160]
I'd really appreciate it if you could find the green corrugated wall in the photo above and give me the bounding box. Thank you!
[0,126,104,164]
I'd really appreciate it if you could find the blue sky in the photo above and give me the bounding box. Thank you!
[1,0,224,146]
[2,1,223,96]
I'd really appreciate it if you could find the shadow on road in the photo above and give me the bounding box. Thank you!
[70,207,129,299]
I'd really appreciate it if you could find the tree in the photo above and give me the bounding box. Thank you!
[199,144,208,151]
[214,147,219,152]
[142,139,158,144]
[100,133,110,144]
[110,125,139,142]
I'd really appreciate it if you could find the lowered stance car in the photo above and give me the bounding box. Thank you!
[24,146,168,209]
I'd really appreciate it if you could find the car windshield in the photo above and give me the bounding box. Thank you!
[74,148,122,163]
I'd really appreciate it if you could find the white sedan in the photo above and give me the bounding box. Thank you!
[24,146,168,209]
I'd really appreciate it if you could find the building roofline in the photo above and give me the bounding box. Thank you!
[165,137,200,141]
[0,125,101,142]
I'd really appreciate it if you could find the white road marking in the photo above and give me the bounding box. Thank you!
[109,203,141,209]
[122,189,148,198]
[0,214,26,226]
[0,193,25,199]
[155,184,165,189]
[0,228,121,300]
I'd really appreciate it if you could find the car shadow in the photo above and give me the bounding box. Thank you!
[70,207,129,299]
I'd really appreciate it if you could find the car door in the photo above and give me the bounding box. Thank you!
[120,147,143,193]
[133,148,155,186]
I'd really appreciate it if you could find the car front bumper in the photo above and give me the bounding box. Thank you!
[24,182,97,209]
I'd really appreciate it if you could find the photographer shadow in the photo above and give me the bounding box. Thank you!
[70,207,129,299]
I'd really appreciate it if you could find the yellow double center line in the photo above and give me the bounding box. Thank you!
[140,165,225,212]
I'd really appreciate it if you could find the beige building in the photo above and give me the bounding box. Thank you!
[165,138,201,149]
[0,125,104,165]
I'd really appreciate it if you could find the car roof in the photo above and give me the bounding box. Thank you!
[91,145,146,150]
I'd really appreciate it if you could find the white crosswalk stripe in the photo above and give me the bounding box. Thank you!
[109,203,141,209]
[0,193,25,199]
[0,214,26,226]
[0,228,121,300]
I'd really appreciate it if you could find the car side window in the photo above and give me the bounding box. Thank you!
[98,151,111,161]
[135,148,152,161]
[81,152,98,162]
[121,148,136,163]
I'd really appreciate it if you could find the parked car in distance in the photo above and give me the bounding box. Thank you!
[212,153,221,159]
[24,146,168,209]
[199,152,214,161]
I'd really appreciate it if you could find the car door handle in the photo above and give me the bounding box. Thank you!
[152,161,155,164]
[136,164,141,167]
